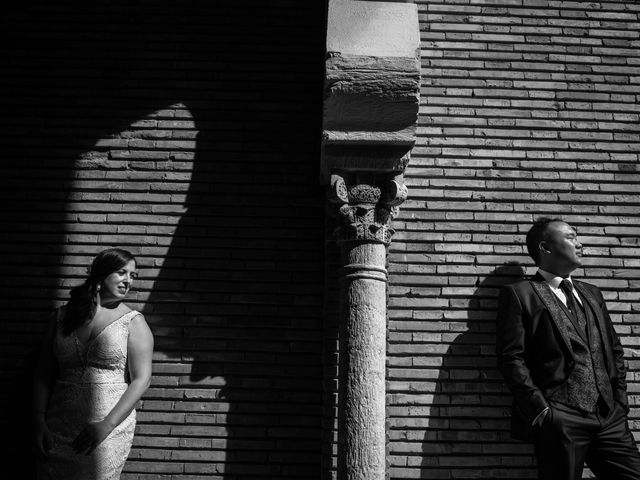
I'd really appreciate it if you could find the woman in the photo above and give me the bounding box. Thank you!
[33,248,154,479]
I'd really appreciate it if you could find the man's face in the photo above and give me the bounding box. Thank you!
[541,221,583,273]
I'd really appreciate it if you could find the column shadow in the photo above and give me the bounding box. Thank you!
[421,262,537,479]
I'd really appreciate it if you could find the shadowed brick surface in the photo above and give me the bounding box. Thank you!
[0,1,325,479]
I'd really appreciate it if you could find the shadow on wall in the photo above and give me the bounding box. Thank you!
[422,263,537,478]
[0,1,326,478]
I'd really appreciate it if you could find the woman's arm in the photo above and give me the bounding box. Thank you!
[73,313,154,454]
[33,311,58,457]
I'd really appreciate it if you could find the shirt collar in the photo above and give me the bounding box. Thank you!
[538,269,573,290]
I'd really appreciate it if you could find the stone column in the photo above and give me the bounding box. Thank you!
[321,2,420,479]
[328,172,408,480]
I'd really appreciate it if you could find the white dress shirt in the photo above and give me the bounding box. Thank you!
[538,269,584,308]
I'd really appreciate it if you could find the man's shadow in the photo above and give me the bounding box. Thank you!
[0,1,327,477]
[421,263,537,478]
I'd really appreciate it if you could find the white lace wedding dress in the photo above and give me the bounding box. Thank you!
[42,310,139,480]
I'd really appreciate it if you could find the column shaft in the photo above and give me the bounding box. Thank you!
[339,242,388,480]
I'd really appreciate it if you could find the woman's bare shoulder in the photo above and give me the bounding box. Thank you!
[129,311,152,334]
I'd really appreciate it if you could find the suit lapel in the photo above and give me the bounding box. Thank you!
[573,281,606,339]
[573,280,615,373]
[572,281,598,318]
[529,274,584,349]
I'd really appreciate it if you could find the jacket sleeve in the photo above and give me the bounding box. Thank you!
[595,287,629,412]
[496,284,548,425]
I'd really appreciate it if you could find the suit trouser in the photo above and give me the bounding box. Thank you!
[534,400,640,480]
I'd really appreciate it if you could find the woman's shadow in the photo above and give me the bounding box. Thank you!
[421,262,537,478]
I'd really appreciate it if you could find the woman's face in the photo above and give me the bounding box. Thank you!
[100,259,137,301]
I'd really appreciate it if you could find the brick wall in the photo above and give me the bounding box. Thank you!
[0,1,326,478]
[387,1,640,478]
[2,1,639,479]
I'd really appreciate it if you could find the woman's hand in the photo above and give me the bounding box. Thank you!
[34,417,53,458]
[72,420,113,455]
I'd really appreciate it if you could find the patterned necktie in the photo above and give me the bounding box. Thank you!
[560,279,586,333]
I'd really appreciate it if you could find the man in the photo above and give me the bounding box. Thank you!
[496,217,640,480]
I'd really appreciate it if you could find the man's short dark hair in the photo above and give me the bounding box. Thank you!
[526,217,564,264]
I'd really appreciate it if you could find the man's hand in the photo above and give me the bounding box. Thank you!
[533,406,552,427]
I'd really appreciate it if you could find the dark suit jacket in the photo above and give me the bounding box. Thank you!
[496,272,628,441]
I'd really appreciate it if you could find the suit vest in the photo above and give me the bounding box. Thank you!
[547,290,613,413]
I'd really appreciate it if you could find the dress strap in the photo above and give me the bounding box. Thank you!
[124,309,140,321]
[120,310,142,332]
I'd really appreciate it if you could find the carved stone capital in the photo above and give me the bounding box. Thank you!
[328,172,408,245]
[321,0,419,249]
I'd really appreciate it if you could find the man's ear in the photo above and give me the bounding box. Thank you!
[539,241,551,255]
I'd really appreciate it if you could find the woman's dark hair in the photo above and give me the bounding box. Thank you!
[61,248,136,335]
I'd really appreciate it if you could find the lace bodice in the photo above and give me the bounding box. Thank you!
[54,310,138,385]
